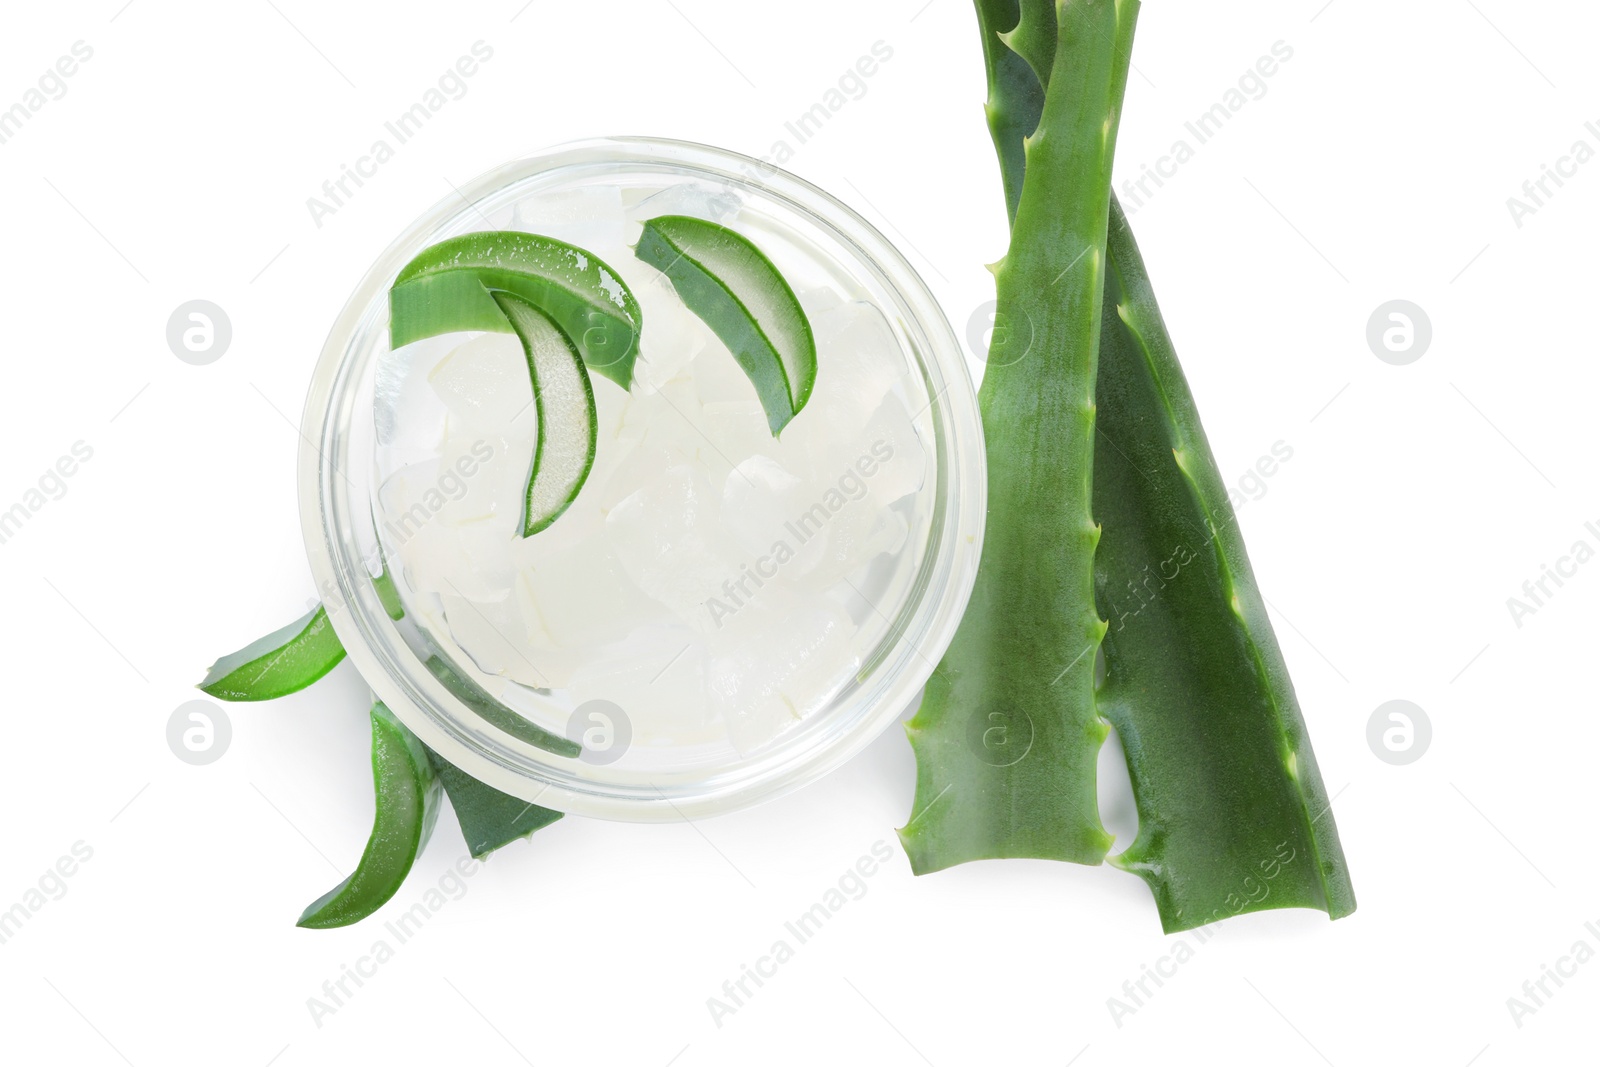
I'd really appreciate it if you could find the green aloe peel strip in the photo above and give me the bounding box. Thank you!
[199,605,346,702]
[297,703,441,929]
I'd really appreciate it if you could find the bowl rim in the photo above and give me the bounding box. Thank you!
[298,135,985,822]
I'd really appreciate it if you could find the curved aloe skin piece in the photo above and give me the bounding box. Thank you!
[491,291,599,536]
[423,654,581,759]
[634,215,816,435]
[424,747,562,859]
[389,231,641,388]
[900,0,1138,872]
[298,703,442,929]
[199,605,346,701]
[973,0,1354,928]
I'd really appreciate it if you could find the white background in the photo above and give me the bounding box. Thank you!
[1,0,1595,1063]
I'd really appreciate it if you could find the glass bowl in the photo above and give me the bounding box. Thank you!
[298,136,984,821]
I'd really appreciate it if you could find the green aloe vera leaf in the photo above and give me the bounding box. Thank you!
[424,746,563,859]
[974,0,1355,927]
[423,654,581,759]
[199,605,346,701]
[298,702,441,929]
[1094,201,1355,929]
[633,214,816,435]
[389,231,641,389]
[900,0,1139,872]
[490,290,599,536]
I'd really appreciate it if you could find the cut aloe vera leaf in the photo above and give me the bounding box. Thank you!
[634,214,816,435]
[298,703,441,929]
[972,0,1354,928]
[489,290,598,536]
[424,747,562,859]
[900,0,1138,872]
[199,605,346,702]
[1094,199,1355,930]
[423,654,581,759]
[389,231,641,389]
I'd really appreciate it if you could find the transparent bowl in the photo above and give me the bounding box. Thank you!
[299,136,984,821]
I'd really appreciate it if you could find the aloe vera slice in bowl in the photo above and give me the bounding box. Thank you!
[389,231,641,388]
[298,702,441,929]
[424,747,563,859]
[199,605,346,702]
[634,214,816,435]
[489,290,599,537]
